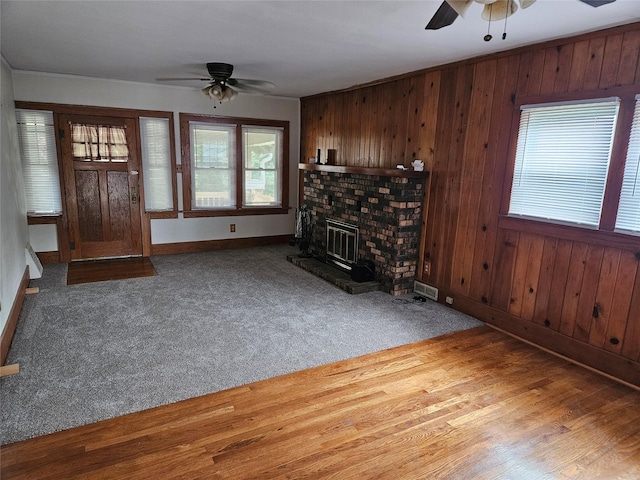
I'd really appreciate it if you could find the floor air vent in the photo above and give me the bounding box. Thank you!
[414,281,438,301]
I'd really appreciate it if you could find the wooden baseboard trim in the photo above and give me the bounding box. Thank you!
[1,267,29,365]
[36,251,60,264]
[440,292,640,387]
[150,234,292,256]
[486,324,640,392]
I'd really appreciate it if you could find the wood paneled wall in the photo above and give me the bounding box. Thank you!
[301,24,640,386]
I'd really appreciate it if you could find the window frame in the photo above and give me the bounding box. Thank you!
[189,120,237,209]
[135,110,178,219]
[179,113,289,218]
[242,126,284,208]
[500,87,639,251]
[508,98,620,228]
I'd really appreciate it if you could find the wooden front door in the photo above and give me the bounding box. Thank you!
[60,115,142,260]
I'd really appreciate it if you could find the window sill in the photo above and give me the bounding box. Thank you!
[498,215,640,253]
[183,207,290,218]
[148,211,179,220]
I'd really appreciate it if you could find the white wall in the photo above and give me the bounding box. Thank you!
[0,58,29,334]
[12,71,300,248]
[28,224,57,252]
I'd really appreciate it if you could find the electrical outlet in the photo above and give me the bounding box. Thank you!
[445,296,454,305]
[230,224,236,233]
[424,261,431,275]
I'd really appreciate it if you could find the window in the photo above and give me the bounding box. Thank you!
[180,114,289,216]
[190,121,236,208]
[15,109,62,215]
[140,117,174,212]
[71,123,129,162]
[243,127,283,207]
[615,96,640,234]
[509,98,619,228]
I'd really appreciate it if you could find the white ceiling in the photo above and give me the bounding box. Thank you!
[1,0,639,99]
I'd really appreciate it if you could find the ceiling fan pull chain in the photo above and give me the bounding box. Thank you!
[484,4,493,42]
[503,3,509,40]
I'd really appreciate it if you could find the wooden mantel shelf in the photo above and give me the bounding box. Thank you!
[298,163,429,178]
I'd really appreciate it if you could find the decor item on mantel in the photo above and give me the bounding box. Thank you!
[412,160,424,171]
[326,149,337,165]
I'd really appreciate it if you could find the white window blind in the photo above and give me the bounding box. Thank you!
[140,117,173,211]
[509,99,619,227]
[16,109,62,215]
[615,97,640,234]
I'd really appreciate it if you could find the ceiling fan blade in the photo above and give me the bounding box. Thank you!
[425,1,459,30]
[156,77,211,82]
[227,78,276,93]
[577,0,616,6]
[229,78,276,88]
[447,0,474,17]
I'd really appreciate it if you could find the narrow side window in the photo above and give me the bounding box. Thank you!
[140,117,173,211]
[16,109,62,215]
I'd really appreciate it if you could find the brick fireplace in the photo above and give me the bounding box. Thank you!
[299,165,429,296]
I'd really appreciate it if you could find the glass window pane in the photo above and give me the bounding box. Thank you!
[191,122,236,208]
[244,170,278,205]
[242,127,282,207]
[71,124,129,162]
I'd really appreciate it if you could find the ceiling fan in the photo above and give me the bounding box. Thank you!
[159,63,275,106]
[426,0,617,41]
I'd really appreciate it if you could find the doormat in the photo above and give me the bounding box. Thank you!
[67,257,157,286]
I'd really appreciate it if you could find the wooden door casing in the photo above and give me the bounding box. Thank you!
[60,115,143,260]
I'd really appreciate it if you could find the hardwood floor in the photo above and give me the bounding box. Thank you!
[66,257,157,285]
[2,326,639,479]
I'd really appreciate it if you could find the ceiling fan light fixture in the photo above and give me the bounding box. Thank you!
[519,0,536,8]
[481,0,518,20]
[202,83,238,106]
[222,86,238,102]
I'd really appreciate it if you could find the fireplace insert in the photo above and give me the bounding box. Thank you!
[325,220,358,271]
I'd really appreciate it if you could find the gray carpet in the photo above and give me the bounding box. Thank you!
[0,244,482,445]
